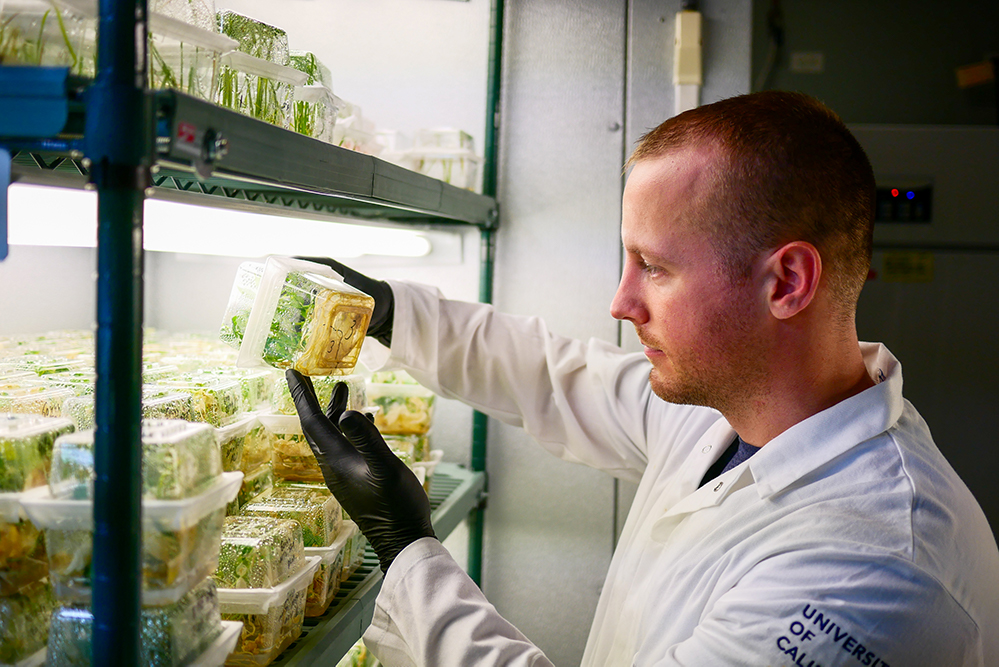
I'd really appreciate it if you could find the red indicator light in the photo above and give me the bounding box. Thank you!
[891,188,899,198]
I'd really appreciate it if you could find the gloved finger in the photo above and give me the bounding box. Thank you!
[338,410,399,462]
[325,381,350,423]
[286,369,323,417]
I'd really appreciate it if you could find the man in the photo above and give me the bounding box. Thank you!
[289,91,999,665]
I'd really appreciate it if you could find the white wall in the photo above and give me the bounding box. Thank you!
[216,0,491,154]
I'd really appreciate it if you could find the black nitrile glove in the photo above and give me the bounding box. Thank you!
[287,369,436,573]
[296,256,394,347]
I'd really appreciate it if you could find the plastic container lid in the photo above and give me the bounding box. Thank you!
[48,419,222,501]
[217,555,321,614]
[256,412,302,435]
[412,449,444,481]
[21,470,243,532]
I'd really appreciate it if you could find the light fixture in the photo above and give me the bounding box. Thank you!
[6,183,434,258]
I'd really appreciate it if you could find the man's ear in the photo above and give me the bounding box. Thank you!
[763,241,822,320]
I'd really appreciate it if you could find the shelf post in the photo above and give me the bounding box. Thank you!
[86,0,151,664]
[468,0,505,587]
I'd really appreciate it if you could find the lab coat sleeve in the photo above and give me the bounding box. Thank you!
[384,280,665,482]
[364,538,556,667]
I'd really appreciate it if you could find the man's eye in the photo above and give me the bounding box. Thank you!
[642,261,665,278]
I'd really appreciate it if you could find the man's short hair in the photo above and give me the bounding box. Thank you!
[628,91,875,317]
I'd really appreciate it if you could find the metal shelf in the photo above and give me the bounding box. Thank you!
[2,70,498,231]
[273,463,486,666]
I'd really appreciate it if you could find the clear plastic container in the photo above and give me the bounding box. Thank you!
[0,386,74,418]
[195,368,276,414]
[22,471,242,606]
[0,0,86,71]
[227,462,273,517]
[220,258,374,377]
[304,526,349,617]
[238,423,273,476]
[382,433,431,464]
[0,413,74,493]
[257,413,321,483]
[60,388,193,432]
[269,373,366,416]
[415,128,476,152]
[39,369,95,396]
[49,420,221,501]
[338,521,366,583]
[292,85,340,143]
[214,515,304,589]
[215,11,306,129]
[288,50,331,88]
[365,381,436,435]
[240,491,340,548]
[147,8,237,101]
[218,556,320,667]
[407,149,481,191]
[412,449,444,493]
[214,413,260,473]
[46,577,224,667]
[158,376,243,427]
[336,639,379,667]
[0,578,55,665]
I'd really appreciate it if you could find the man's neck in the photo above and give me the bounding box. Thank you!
[724,340,874,447]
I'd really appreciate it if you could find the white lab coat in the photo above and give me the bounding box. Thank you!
[363,281,999,666]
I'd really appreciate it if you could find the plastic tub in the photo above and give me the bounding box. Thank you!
[0,489,49,596]
[46,577,225,667]
[0,386,74,419]
[269,373,366,416]
[49,420,221,501]
[240,491,340,548]
[215,414,266,473]
[257,413,321,483]
[365,381,436,435]
[292,85,340,144]
[214,516,304,589]
[219,258,374,377]
[215,11,305,129]
[227,463,273,517]
[218,556,321,667]
[0,414,75,493]
[22,471,242,606]
[60,388,193,431]
[0,578,55,665]
[158,377,244,427]
[304,526,349,617]
[338,521,366,583]
[412,449,444,493]
[0,0,87,71]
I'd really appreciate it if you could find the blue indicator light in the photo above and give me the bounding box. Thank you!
[906,191,915,200]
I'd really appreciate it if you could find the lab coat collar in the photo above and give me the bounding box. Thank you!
[749,342,904,499]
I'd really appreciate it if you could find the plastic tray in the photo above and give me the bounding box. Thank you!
[188,620,243,667]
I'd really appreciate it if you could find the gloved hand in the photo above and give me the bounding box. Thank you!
[297,256,394,347]
[287,369,436,573]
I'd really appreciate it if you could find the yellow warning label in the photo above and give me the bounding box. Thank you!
[882,251,934,283]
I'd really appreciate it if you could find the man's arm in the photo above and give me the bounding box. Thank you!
[365,539,555,667]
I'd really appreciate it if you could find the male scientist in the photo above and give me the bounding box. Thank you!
[288,91,999,666]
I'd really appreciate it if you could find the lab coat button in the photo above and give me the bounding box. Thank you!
[701,445,712,453]
[713,481,723,492]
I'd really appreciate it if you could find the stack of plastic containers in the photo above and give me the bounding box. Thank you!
[20,420,244,665]
[0,414,74,665]
[288,50,341,143]
[48,0,237,99]
[213,515,320,665]
[367,371,442,491]
[216,10,307,129]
